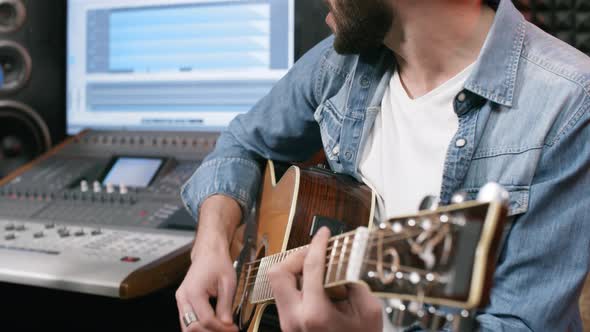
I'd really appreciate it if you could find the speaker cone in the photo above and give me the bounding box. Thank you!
[0,0,25,33]
[0,40,31,95]
[0,100,51,178]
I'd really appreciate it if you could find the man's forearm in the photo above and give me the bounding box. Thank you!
[191,194,242,260]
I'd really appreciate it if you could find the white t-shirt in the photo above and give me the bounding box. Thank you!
[358,64,474,220]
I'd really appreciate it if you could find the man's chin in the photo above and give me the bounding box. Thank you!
[333,36,380,55]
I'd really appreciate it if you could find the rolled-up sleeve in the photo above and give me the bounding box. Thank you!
[181,156,263,221]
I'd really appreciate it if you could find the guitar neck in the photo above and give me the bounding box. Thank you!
[236,199,506,311]
[245,230,363,304]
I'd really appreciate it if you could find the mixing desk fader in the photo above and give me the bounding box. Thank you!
[0,130,219,298]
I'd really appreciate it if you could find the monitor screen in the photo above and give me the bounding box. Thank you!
[67,0,295,134]
[102,157,164,188]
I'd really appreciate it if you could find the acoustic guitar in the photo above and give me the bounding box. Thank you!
[230,161,507,332]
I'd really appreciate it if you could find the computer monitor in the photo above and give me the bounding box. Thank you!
[67,0,295,134]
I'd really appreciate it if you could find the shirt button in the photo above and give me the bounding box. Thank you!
[345,151,353,160]
[455,138,467,148]
[457,92,467,103]
[360,76,371,88]
[332,145,340,156]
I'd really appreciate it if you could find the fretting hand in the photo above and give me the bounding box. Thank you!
[268,227,384,332]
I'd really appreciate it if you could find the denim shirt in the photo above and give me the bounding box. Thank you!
[182,1,590,330]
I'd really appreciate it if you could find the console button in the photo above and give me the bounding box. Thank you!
[121,256,141,263]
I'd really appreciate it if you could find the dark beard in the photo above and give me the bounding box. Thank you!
[331,0,393,54]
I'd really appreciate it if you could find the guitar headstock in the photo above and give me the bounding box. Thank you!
[346,185,508,310]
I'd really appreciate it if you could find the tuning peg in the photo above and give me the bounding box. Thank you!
[385,299,417,329]
[418,195,440,211]
[419,306,447,331]
[476,182,509,205]
[451,191,468,204]
[451,310,476,332]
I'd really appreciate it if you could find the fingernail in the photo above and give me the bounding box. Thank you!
[319,227,331,236]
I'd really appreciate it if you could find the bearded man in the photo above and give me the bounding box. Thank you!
[175,0,590,331]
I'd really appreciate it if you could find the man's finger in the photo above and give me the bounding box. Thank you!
[188,292,235,332]
[302,227,331,304]
[268,248,306,312]
[268,249,308,331]
[215,276,237,324]
[176,293,197,332]
[346,283,383,321]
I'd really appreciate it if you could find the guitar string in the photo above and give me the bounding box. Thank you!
[241,231,359,268]
[240,235,394,278]
[241,226,425,268]
[242,247,434,300]
[241,257,435,290]
[239,227,424,277]
[239,228,429,288]
[241,240,430,287]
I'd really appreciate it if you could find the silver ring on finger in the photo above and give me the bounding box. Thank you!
[183,311,198,327]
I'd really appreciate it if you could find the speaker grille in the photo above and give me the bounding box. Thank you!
[0,39,31,94]
[0,0,25,34]
[0,100,51,178]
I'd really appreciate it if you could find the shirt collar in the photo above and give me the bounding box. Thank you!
[463,0,527,107]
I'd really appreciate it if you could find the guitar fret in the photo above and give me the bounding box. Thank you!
[245,263,253,302]
[271,253,280,298]
[268,253,279,299]
[263,257,271,301]
[264,256,272,300]
[336,235,350,283]
[326,238,339,284]
[252,259,262,302]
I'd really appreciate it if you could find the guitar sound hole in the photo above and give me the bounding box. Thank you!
[259,305,280,332]
[239,245,267,330]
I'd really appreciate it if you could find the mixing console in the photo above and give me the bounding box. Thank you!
[0,130,218,298]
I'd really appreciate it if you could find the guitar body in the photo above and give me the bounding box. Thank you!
[233,161,376,332]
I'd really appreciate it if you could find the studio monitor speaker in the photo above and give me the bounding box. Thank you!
[0,0,66,178]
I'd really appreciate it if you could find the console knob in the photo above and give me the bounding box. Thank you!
[80,180,89,193]
[93,181,102,193]
[106,183,115,194]
[120,183,128,195]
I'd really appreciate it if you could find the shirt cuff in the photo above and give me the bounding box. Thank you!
[180,157,262,224]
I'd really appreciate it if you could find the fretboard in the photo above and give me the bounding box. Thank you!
[246,231,365,304]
